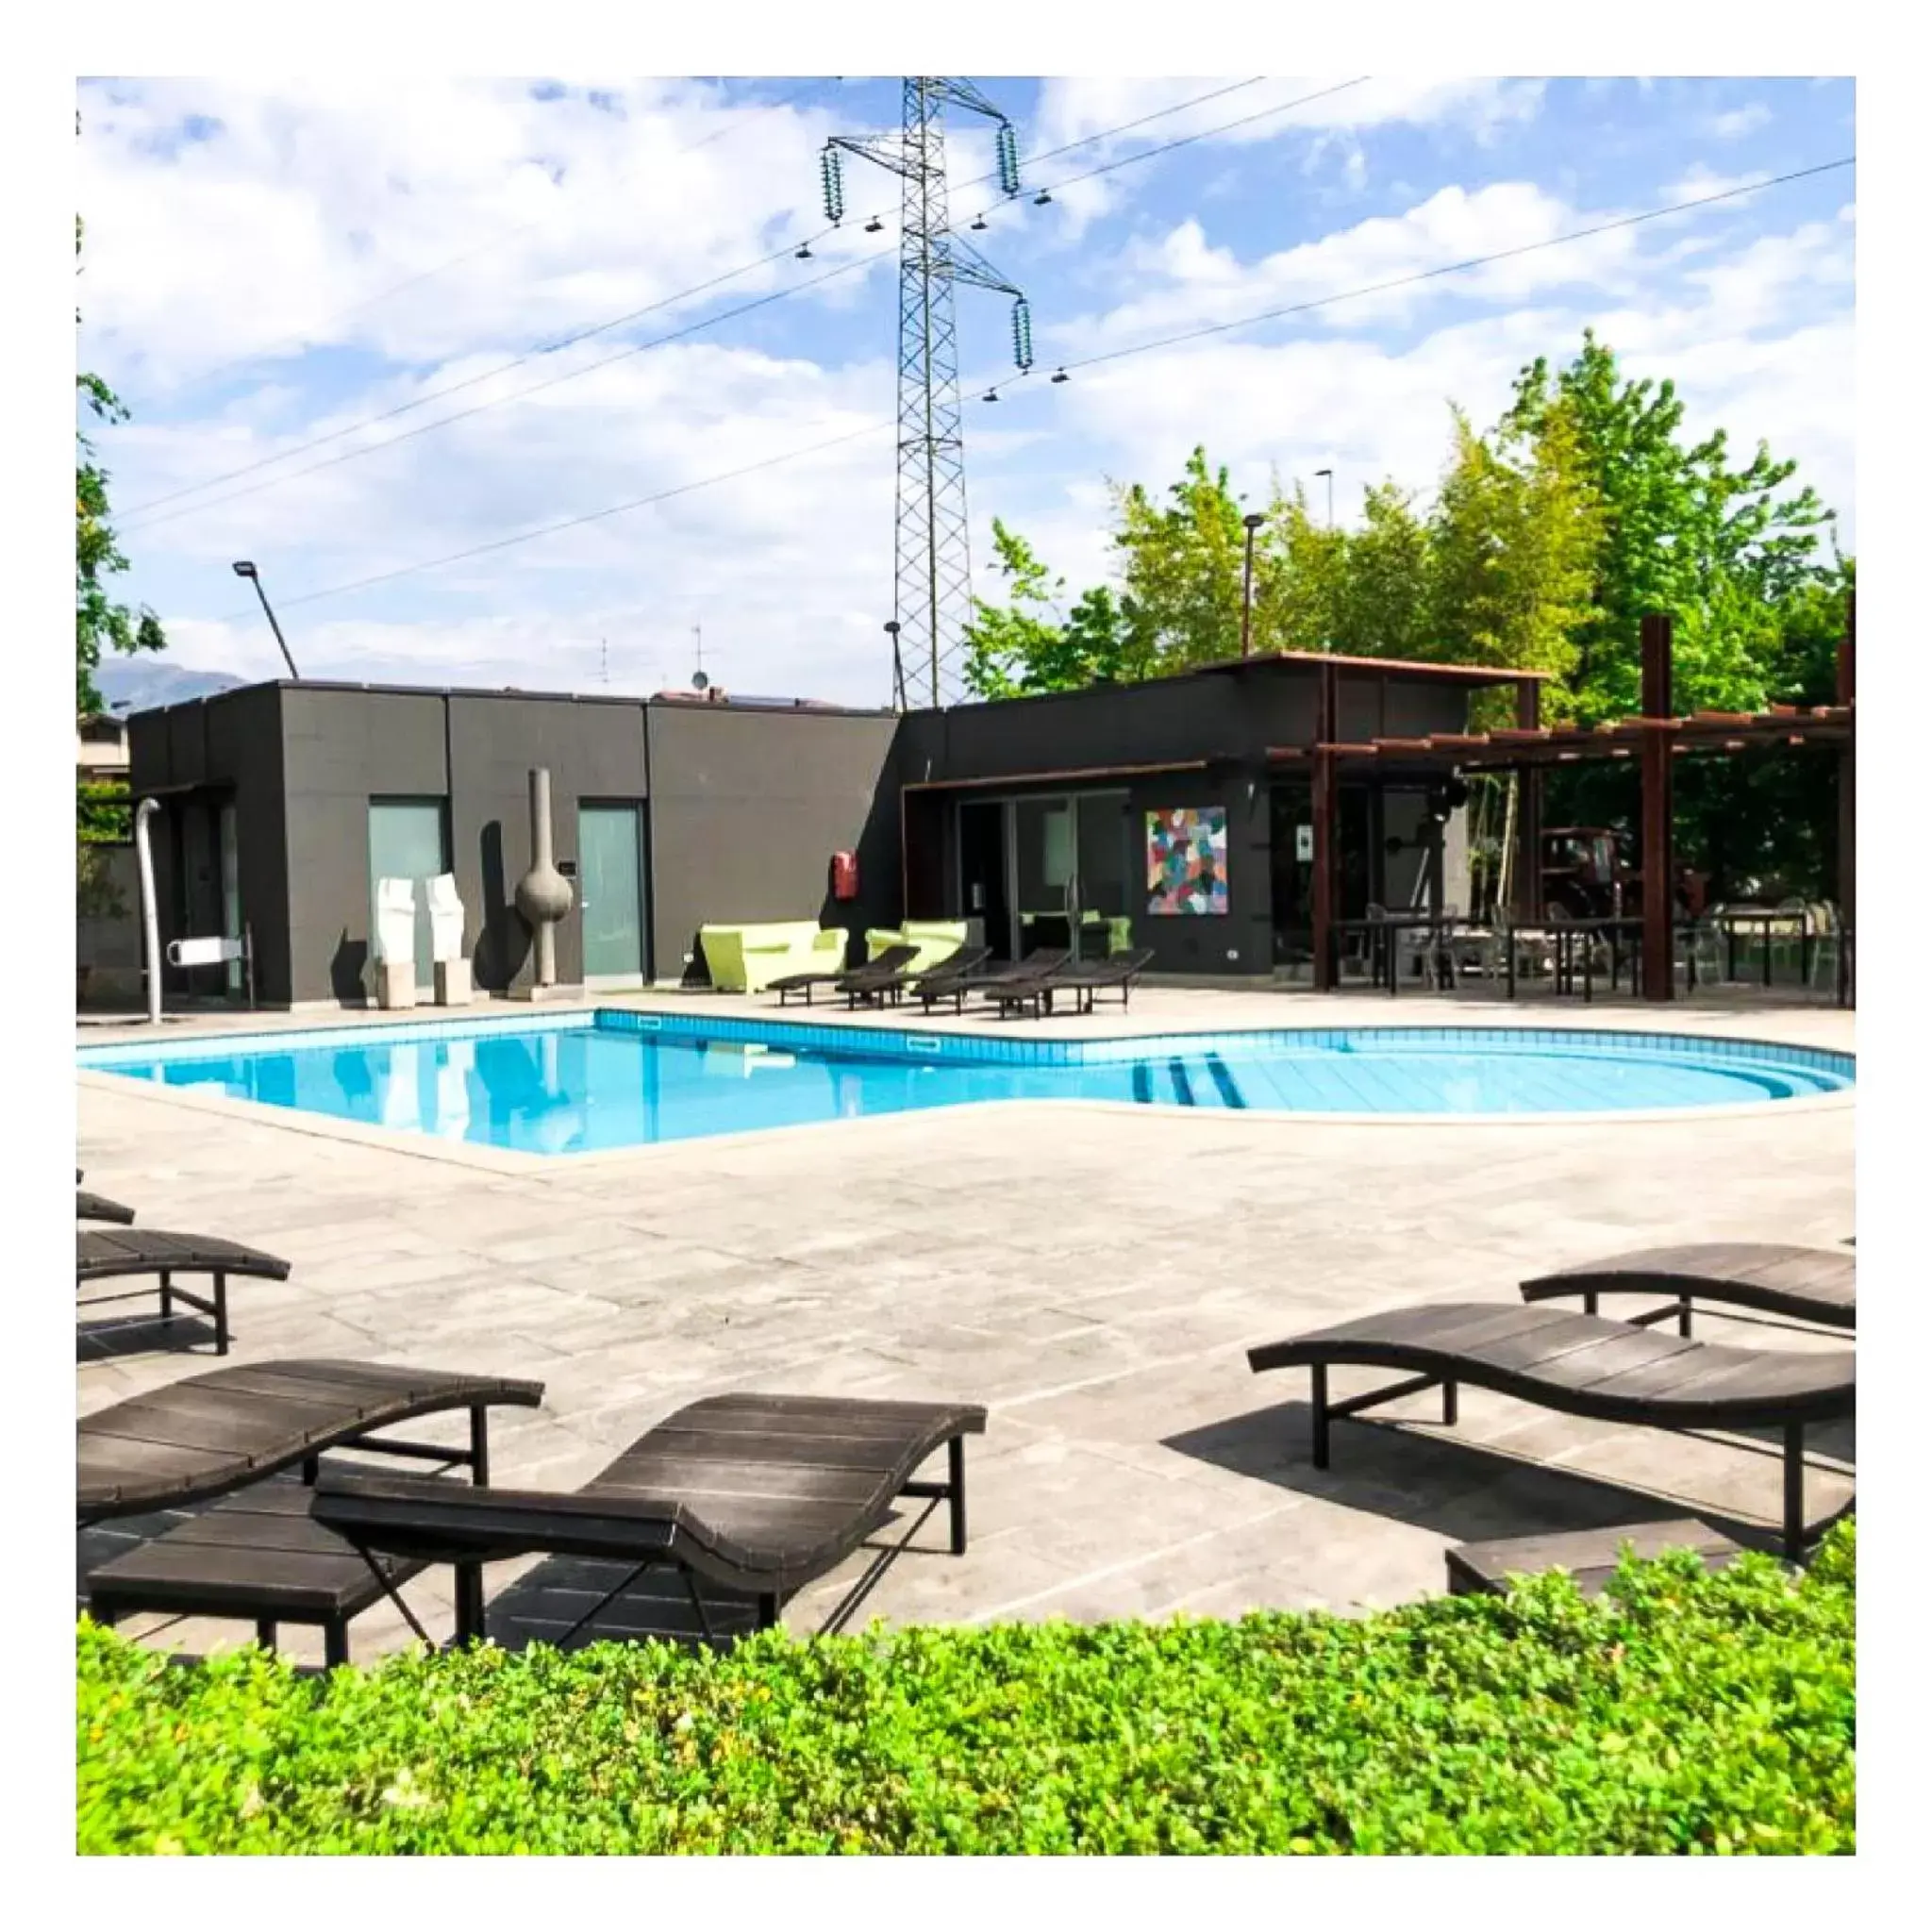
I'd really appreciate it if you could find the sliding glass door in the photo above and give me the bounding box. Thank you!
[1008,790,1133,961]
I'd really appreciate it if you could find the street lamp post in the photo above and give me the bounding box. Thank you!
[885,620,907,710]
[1241,512,1264,658]
[1314,468,1334,531]
[231,561,300,680]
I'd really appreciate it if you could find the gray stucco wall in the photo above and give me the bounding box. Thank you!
[645,704,902,978]
[445,695,650,993]
[280,687,449,1003]
[127,684,292,1003]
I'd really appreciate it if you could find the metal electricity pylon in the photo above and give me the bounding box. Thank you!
[821,78,1033,708]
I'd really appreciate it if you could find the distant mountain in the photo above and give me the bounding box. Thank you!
[95,660,247,715]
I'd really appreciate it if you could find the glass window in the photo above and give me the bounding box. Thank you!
[367,798,449,991]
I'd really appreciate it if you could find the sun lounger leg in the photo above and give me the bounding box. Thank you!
[1582,1288,1598,1317]
[947,1434,968,1555]
[1442,1378,1457,1425]
[255,1619,276,1653]
[324,1621,349,1670]
[158,1269,173,1324]
[757,1591,780,1629]
[1310,1364,1329,1468]
[213,1272,229,1356]
[1678,1294,1693,1339]
[454,1563,486,1645]
[1784,1422,1806,1564]
[468,1403,491,1486]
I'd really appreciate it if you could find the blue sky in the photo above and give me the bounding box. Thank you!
[75,75,1856,705]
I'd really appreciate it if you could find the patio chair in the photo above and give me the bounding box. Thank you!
[1247,1299,1854,1560]
[311,1391,987,1647]
[80,1358,545,1666]
[1519,1242,1855,1337]
[768,942,914,1008]
[77,1226,293,1357]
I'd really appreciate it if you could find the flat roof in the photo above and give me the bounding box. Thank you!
[1191,649,1552,687]
[122,677,892,722]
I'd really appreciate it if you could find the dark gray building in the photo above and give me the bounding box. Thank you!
[126,653,1535,1008]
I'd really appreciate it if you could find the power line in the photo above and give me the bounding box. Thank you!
[206,154,1851,625]
[1052,157,1858,379]
[123,249,892,533]
[267,421,891,612]
[120,77,1320,525]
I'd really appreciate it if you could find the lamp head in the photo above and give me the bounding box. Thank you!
[1241,512,1264,532]
[231,560,258,579]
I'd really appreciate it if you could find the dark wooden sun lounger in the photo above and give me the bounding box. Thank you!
[78,1227,292,1357]
[78,1358,546,1525]
[312,1391,986,1644]
[993,946,1156,1019]
[80,1358,545,1662]
[903,945,992,1013]
[951,948,1071,1015]
[769,943,917,1007]
[77,1189,136,1225]
[1248,1301,1855,1560]
[1521,1243,1856,1337]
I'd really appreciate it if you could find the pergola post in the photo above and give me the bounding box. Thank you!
[1512,679,1542,922]
[1311,661,1339,991]
[1837,591,1856,931]
[1640,614,1674,1002]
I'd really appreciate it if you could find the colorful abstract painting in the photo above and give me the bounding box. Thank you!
[1146,807,1228,916]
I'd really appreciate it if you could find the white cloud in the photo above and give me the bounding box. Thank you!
[77,78,849,390]
[84,77,1851,710]
[1710,103,1773,140]
[1070,184,1644,352]
[1660,163,1770,207]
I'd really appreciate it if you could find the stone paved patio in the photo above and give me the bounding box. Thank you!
[77,988,1854,1666]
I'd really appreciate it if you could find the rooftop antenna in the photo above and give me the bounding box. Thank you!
[599,638,609,687]
[691,624,709,693]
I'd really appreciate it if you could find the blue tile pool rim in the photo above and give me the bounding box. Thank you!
[76,1006,1856,1087]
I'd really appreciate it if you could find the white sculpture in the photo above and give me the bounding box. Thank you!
[373,877,418,1010]
[425,873,472,1007]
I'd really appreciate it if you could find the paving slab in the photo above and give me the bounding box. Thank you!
[78,989,1853,1659]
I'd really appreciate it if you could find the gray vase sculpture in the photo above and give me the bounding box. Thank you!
[513,767,574,988]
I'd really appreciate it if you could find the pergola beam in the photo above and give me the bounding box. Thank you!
[1640,614,1674,1003]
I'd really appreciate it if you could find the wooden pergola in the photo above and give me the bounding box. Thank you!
[1272,603,1856,1000]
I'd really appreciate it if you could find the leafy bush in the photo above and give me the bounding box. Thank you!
[76,1522,1855,1855]
[78,777,132,847]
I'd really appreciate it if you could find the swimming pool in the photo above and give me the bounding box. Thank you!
[77,1011,1854,1157]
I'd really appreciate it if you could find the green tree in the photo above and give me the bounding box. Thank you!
[1427,400,1601,704]
[77,199,165,719]
[1110,446,1251,669]
[1248,480,1343,658]
[1330,481,1432,660]
[1505,329,1833,723]
[959,521,1146,698]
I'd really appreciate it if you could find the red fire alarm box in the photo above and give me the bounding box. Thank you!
[831,850,859,901]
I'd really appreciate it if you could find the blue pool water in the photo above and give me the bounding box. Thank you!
[77,1013,1854,1157]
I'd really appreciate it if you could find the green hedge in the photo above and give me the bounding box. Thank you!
[76,1522,1855,1855]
